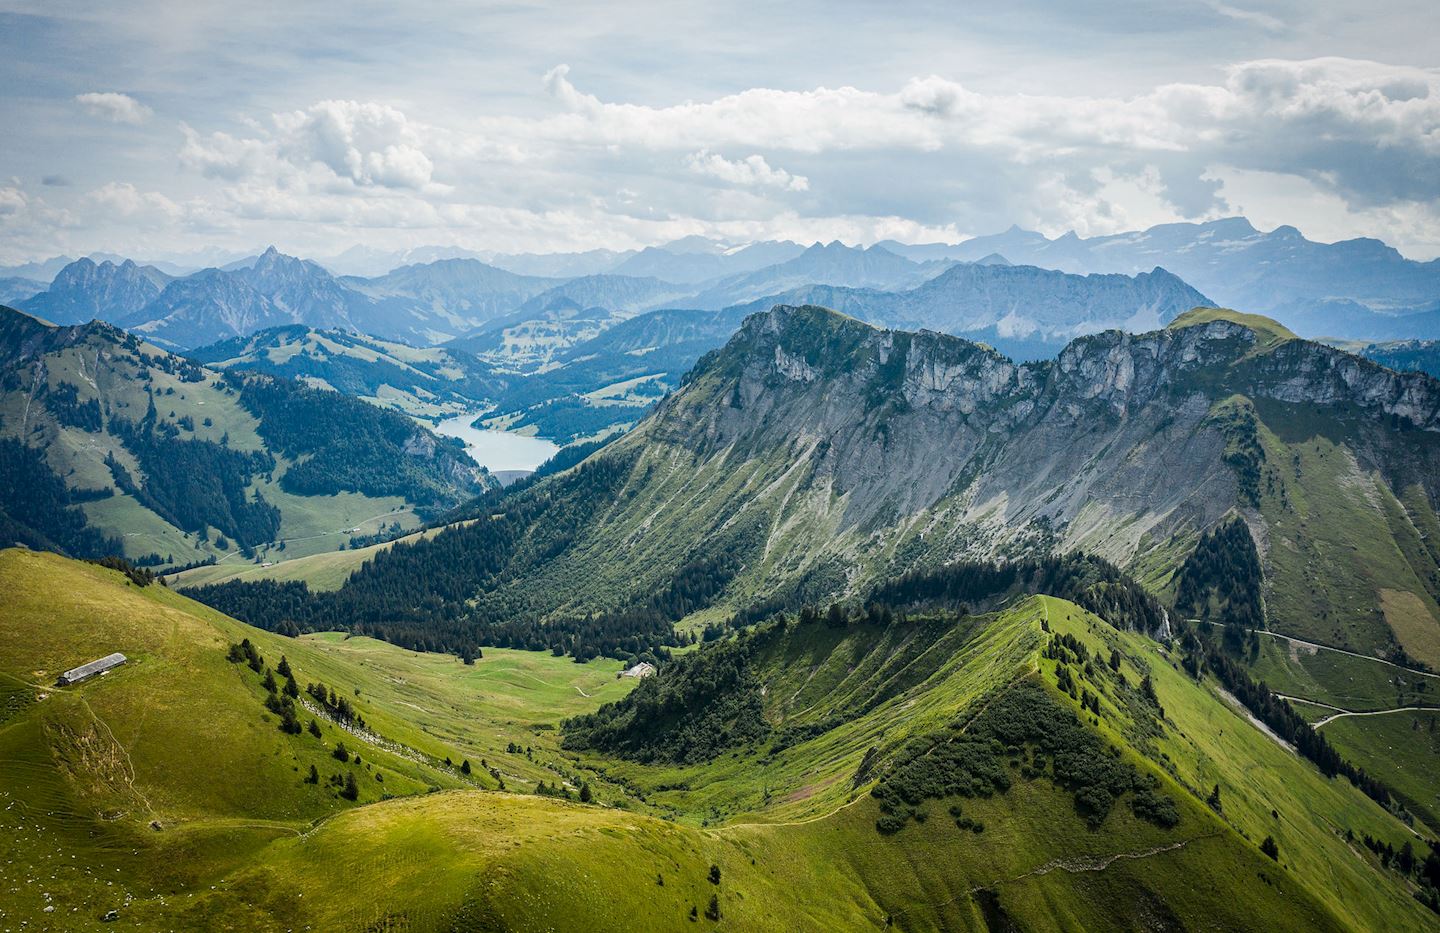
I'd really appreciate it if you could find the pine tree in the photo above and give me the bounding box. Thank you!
[579,782,593,803]
[308,719,322,738]
[342,771,359,801]
[1207,784,1222,812]
[305,764,319,784]
[1260,836,1279,861]
[262,668,278,694]
[277,655,292,678]
[708,864,720,885]
[461,759,472,775]
[704,894,720,921]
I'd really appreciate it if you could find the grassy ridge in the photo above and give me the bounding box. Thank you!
[1,550,1430,929]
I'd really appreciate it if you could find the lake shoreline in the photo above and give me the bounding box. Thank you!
[433,413,560,473]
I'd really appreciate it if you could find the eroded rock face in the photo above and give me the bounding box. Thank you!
[637,305,1439,578]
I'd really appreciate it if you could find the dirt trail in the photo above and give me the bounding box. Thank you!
[1313,706,1439,728]
[885,834,1217,922]
[1196,620,1440,681]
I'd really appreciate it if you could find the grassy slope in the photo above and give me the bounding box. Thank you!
[167,523,455,591]
[0,549,632,928]
[1249,398,1440,659]
[566,595,1429,931]
[1249,633,1440,832]
[1169,306,1300,349]
[1,551,1428,930]
[1250,634,1440,712]
[1323,710,1440,834]
[0,328,423,568]
[216,597,1374,932]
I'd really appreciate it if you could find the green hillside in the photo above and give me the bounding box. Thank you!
[0,308,491,571]
[4,548,1432,929]
[189,324,506,419]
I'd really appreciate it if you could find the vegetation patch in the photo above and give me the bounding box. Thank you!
[563,636,767,764]
[235,372,482,512]
[869,551,1168,633]
[0,438,121,557]
[1174,516,1264,642]
[870,678,1179,833]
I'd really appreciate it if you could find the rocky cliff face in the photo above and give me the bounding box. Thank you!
[501,304,1440,656]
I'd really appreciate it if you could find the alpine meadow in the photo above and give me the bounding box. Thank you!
[4,2,1440,930]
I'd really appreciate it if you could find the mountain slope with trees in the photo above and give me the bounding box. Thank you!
[0,306,490,569]
[185,304,1440,676]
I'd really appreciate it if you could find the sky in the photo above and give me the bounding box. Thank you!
[2,0,1439,265]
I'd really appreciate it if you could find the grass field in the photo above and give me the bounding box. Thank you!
[169,523,454,591]
[1323,709,1440,832]
[1,550,1432,930]
[1250,632,1440,712]
[1245,630,1440,833]
[0,549,636,928]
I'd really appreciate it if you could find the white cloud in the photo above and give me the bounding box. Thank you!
[19,56,1440,261]
[0,186,29,217]
[84,182,183,221]
[1208,3,1287,33]
[685,150,808,191]
[274,100,435,190]
[74,92,153,125]
[180,101,440,192]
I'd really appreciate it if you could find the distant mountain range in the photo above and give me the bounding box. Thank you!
[0,276,49,306]
[14,218,1440,364]
[685,242,949,309]
[910,218,1440,340]
[21,247,565,349]
[22,257,173,325]
[726,262,1212,360]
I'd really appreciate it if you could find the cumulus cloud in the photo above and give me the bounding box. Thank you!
[75,92,153,125]
[85,182,183,221]
[529,59,1440,213]
[685,150,808,191]
[274,100,435,189]
[180,101,439,191]
[34,57,1440,261]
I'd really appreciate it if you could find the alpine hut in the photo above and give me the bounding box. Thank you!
[56,652,127,686]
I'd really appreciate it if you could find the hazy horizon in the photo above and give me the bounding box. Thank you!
[4,1,1439,263]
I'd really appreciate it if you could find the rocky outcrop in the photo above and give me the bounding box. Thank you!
[21,258,168,326]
